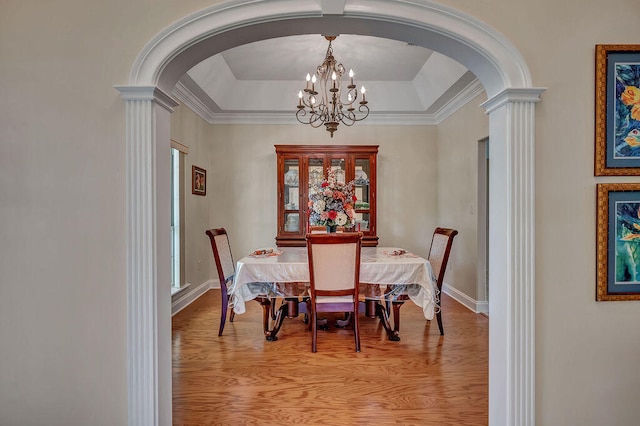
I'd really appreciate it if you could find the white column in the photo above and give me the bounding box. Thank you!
[482,88,544,426]
[115,86,177,426]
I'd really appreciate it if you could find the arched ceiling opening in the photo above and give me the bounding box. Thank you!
[131,1,531,105]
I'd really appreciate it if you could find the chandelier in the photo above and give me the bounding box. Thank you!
[296,35,369,137]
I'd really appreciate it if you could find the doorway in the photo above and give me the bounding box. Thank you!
[477,137,489,313]
[117,1,543,424]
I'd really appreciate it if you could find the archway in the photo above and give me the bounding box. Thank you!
[116,1,544,424]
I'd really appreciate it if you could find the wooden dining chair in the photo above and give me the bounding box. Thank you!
[390,227,458,336]
[306,232,363,352]
[205,228,237,336]
[423,227,458,335]
[427,227,458,335]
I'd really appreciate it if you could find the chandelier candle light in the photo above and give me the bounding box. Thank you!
[296,35,369,137]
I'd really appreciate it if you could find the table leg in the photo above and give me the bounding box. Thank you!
[269,297,278,320]
[335,312,351,328]
[376,301,401,341]
[365,299,378,317]
[256,297,277,341]
[391,300,406,335]
[265,300,288,341]
[331,300,401,341]
[263,298,310,341]
[305,300,329,329]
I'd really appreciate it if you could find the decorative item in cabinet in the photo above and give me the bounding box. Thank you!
[284,168,299,186]
[275,145,378,247]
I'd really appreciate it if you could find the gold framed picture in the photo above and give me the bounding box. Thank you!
[596,183,640,300]
[192,165,206,196]
[595,44,640,175]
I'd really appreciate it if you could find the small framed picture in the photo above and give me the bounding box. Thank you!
[595,44,640,175]
[192,165,206,196]
[596,183,640,300]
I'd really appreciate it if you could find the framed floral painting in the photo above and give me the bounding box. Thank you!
[596,183,640,300]
[192,165,206,196]
[595,45,640,175]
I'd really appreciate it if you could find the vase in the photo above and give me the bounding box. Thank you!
[326,225,337,233]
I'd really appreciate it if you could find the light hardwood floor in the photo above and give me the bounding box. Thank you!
[172,289,488,425]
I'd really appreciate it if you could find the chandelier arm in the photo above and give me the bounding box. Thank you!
[338,105,369,125]
[339,111,354,124]
[296,109,327,127]
[357,104,370,119]
[339,112,358,126]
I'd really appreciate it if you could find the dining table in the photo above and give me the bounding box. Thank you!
[229,246,438,341]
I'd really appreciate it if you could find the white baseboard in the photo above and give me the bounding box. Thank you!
[171,279,215,316]
[476,300,489,314]
[442,283,489,314]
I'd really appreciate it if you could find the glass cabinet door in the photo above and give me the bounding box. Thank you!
[354,157,371,231]
[330,157,346,184]
[306,158,324,230]
[283,158,300,233]
[308,158,324,197]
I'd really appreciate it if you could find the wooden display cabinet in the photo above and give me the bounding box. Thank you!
[275,145,378,247]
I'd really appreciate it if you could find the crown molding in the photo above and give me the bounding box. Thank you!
[173,79,484,126]
[172,82,216,123]
[431,78,485,123]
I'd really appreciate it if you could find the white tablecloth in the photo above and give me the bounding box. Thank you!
[229,247,438,319]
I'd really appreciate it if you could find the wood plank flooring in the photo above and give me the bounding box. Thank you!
[172,290,488,425]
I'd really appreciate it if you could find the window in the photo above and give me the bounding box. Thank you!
[171,147,181,289]
[170,140,188,294]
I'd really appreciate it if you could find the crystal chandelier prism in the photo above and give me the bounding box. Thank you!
[296,35,369,137]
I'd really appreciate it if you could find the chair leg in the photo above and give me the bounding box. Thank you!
[219,289,229,336]
[229,309,235,323]
[304,299,312,331]
[311,306,318,353]
[353,309,361,352]
[436,310,444,335]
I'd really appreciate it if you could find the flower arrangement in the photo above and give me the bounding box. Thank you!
[308,169,357,228]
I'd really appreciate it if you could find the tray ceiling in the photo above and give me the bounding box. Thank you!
[174,34,483,124]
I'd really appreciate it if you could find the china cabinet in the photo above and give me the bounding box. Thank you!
[275,145,378,247]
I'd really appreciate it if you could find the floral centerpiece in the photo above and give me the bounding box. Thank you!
[308,169,357,230]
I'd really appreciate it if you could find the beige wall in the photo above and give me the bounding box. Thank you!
[170,106,215,288]
[437,93,489,300]
[206,123,438,260]
[1,0,640,425]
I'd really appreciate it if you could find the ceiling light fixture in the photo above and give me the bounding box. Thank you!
[296,35,369,138]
